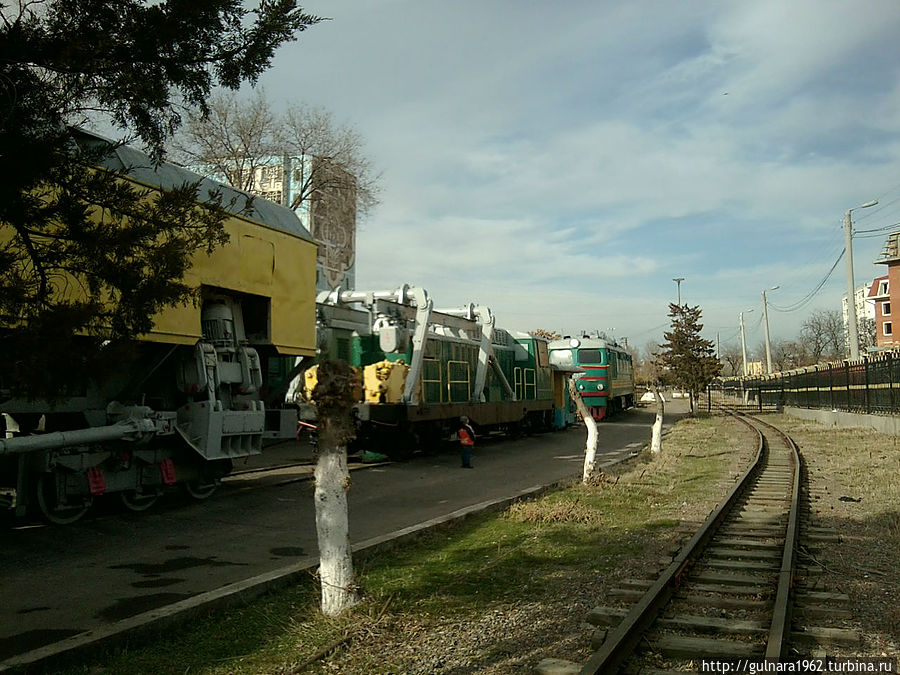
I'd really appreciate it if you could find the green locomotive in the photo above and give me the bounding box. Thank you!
[547,335,635,421]
[297,286,571,457]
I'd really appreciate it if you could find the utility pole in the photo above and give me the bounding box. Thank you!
[673,277,684,306]
[762,288,776,375]
[844,200,878,361]
[740,311,751,376]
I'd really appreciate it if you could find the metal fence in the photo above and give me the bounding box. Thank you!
[711,351,900,415]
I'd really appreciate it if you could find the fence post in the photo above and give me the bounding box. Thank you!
[863,357,870,414]
[890,352,895,415]
[829,364,835,410]
[813,366,818,409]
[845,362,851,412]
[781,375,786,410]
[863,356,872,415]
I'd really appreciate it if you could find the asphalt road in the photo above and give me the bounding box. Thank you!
[0,403,687,663]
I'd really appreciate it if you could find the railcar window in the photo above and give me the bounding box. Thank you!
[577,349,604,364]
[549,349,573,366]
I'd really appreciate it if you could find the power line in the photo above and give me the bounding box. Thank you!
[855,220,900,236]
[769,248,845,313]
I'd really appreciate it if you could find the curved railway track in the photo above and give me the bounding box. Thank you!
[578,409,857,674]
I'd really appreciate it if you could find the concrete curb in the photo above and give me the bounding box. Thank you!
[783,405,900,435]
[0,475,579,673]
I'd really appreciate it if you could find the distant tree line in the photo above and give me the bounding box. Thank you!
[633,308,874,385]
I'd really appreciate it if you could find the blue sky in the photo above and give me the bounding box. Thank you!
[252,0,900,356]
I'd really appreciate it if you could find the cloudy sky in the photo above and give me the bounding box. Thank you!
[254,0,900,355]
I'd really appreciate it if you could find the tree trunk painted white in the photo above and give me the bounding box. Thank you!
[311,360,359,617]
[567,379,600,483]
[650,385,664,455]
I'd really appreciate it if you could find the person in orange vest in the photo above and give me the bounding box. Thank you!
[458,415,475,468]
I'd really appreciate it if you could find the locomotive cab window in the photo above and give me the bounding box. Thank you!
[577,348,604,365]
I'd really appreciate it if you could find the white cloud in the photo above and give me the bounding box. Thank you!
[257,1,900,346]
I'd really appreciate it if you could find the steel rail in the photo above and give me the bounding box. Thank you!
[752,416,801,659]
[579,411,766,675]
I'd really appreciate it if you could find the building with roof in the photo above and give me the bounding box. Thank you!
[874,232,900,348]
[867,275,892,348]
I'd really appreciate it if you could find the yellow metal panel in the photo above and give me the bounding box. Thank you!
[143,212,317,356]
[364,360,409,403]
[2,168,318,355]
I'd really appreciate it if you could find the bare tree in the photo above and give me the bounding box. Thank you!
[720,343,744,377]
[279,104,381,219]
[800,309,844,364]
[635,341,665,388]
[859,316,877,352]
[311,360,359,616]
[771,339,803,372]
[529,328,562,341]
[172,90,279,193]
[172,93,380,220]
[566,379,600,484]
[650,382,665,455]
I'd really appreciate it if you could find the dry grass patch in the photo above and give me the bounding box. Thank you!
[507,496,604,525]
[52,414,759,675]
[770,414,900,657]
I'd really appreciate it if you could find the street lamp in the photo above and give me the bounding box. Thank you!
[844,199,879,361]
[673,277,685,306]
[739,309,754,376]
[762,286,779,374]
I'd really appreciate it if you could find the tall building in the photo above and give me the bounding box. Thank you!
[842,282,876,351]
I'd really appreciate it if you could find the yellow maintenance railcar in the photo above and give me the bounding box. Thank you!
[0,130,317,523]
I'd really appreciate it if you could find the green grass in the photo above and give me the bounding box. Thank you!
[48,415,753,675]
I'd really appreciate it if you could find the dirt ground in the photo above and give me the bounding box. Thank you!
[769,413,900,659]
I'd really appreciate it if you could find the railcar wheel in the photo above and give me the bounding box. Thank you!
[35,472,92,525]
[120,489,160,512]
[183,478,218,500]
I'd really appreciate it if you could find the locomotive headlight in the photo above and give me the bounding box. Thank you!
[569,338,581,348]
[598,384,605,391]
[578,383,585,390]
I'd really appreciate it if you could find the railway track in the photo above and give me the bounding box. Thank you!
[575,409,859,674]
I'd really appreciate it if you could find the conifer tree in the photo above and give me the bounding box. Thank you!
[659,303,721,413]
[0,0,320,398]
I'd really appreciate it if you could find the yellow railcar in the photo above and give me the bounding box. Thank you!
[0,131,317,523]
